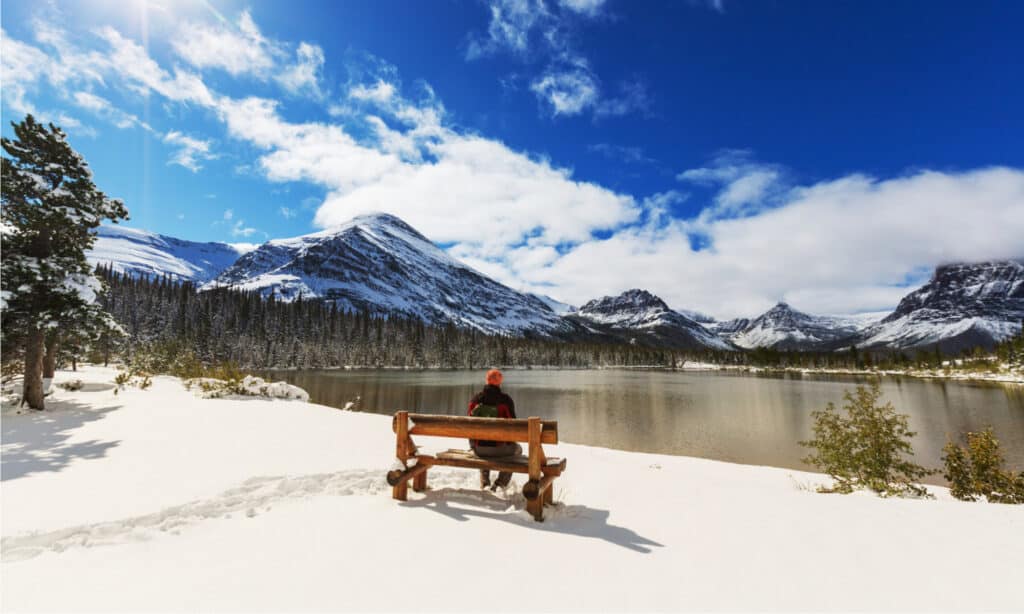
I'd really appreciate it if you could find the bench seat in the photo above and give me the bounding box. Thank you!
[420,449,567,475]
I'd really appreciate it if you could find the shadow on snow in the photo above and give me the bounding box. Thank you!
[1,397,122,481]
[400,487,664,554]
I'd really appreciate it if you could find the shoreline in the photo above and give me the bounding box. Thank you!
[257,361,1024,385]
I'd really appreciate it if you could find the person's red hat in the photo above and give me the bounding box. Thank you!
[486,369,503,386]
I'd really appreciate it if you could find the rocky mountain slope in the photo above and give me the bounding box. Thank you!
[713,302,871,351]
[87,226,253,283]
[206,213,574,337]
[568,289,733,350]
[855,260,1024,352]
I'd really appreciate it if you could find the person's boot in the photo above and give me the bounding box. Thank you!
[480,470,491,489]
[492,471,512,490]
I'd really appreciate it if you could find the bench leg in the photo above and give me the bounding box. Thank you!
[543,481,554,506]
[527,497,543,521]
[413,469,428,492]
[392,481,408,501]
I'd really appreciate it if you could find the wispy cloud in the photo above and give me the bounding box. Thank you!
[163,131,216,172]
[466,0,641,120]
[588,143,656,165]
[171,9,324,97]
[677,150,786,226]
[529,62,599,116]
[279,206,297,219]
[231,220,260,237]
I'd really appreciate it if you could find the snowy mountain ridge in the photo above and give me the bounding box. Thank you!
[206,213,573,337]
[854,260,1024,352]
[87,216,1024,353]
[88,225,254,283]
[570,289,733,350]
[714,302,870,351]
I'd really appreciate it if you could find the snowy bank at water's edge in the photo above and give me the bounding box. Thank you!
[1,365,1022,611]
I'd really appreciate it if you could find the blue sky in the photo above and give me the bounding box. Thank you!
[3,0,1023,317]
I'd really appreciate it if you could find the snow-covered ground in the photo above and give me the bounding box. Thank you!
[2,366,1022,611]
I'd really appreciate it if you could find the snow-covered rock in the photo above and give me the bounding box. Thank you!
[856,260,1024,352]
[88,225,253,283]
[187,376,310,401]
[206,213,575,337]
[570,289,733,350]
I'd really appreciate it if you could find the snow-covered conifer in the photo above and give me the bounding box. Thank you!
[1,115,129,409]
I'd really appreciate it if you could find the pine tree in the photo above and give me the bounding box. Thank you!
[1,115,128,409]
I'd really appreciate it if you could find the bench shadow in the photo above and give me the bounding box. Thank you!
[401,487,664,554]
[2,397,122,481]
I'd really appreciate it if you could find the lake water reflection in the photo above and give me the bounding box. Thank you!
[262,368,1024,484]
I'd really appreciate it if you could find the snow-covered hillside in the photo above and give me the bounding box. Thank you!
[3,366,1021,611]
[856,260,1024,352]
[570,289,733,350]
[88,225,253,283]
[714,302,865,350]
[207,213,573,336]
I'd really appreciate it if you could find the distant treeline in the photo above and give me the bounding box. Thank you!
[94,266,1023,371]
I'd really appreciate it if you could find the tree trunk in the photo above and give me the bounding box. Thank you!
[43,335,58,379]
[23,327,46,410]
[72,357,78,371]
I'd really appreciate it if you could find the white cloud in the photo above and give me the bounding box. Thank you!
[1,29,52,115]
[530,64,599,116]
[349,79,397,104]
[73,91,154,131]
[466,0,551,59]
[678,150,786,226]
[172,10,278,77]
[276,42,325,97]
[474,167,1024,318]
[231,220,259,237]
[557,0,607,17]
[163,131,216,172]
[467,0,649,120]
[594,80,652,118]
[98,26,216,107]
[171,10,324,97]
[313,131,638,250]
[279,206,297,219]
[223,209,234,220]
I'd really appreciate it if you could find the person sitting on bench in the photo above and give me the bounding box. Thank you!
[468,369,522,490]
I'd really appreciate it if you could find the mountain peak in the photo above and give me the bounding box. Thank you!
[579,289,670,315]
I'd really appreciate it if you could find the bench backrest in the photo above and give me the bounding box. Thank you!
[392,413,559,445]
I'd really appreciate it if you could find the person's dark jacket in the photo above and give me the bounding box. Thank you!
[467,385,516,447]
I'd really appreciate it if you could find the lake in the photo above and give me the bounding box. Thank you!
[262,368,1024,483]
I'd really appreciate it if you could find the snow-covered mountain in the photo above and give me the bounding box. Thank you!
[712,303,881,351]
[206,213,573,337]
[88,226,253,283]
[676,308,716,324]
[855,260,1024,352]
[532,294,577,315]
[569,289,733,350]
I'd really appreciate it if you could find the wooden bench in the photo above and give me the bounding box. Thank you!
[385,411,567,521]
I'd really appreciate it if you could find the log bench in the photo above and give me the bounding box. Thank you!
[385,411,567,521]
